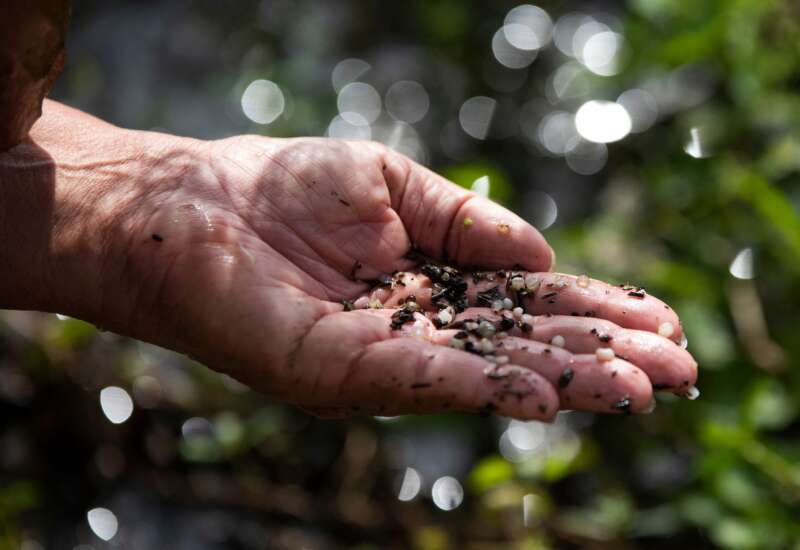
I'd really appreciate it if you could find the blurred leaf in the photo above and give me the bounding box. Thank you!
[440,162,514,205]
[413,526,449,550]
[469,455,514,494]
[0,481,39,517]
[744,378,797,430]
[48,317,96,348]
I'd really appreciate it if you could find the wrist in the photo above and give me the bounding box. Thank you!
[0,100,208,325]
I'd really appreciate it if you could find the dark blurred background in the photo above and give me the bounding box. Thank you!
[2,0,800,548]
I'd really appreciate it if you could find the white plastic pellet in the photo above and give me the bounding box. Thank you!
[595,347,615,362]
[502,297,514,310]
[658,322,675,338]
[521,314,535,325]
[437,309,453,325]
[550,335,566,348]
[553,277,568,289]
[512,307,523,319]
[686,386,700,400]
[478,322,495,338]
[510,277,525,291]
[524,275,540,292]
[480,339,494,354]
[491,300,503,312]
[576,274,590,288]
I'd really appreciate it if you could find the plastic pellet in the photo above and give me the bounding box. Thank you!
[550,335,566,348]
[510,277,525,291]
[521,314,534,325]
[686,386,700,400]
[576,274,590,288]
[553,277,568,289]
[512,307,523,319]
[658,321,675,338]
[491,300,503,312]
[596,347,615,362]
[502,297,514,310]
[478,321,495,337]
[524,275,540,292]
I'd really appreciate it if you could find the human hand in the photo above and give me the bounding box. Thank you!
[3,100,697,420]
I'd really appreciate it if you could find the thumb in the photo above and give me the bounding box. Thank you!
[378,146,555,271]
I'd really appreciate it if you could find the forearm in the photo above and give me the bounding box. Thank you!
[0,100,203,321]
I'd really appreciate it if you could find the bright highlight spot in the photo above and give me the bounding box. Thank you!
[504,4,552,48]
[503,23,540,51]
[575,100,631,143]
[684,127,710,158]
[492,27,538,69]
[87,507,118,541]
[507,420,546,451]
[431,476,464,511]
[241,79,285,125]
[397,467,422,501]
[581,31,623,76]
[99,386,133,425]
[471,175,490,198]
[729,248,754,280]
[572,19,611,62]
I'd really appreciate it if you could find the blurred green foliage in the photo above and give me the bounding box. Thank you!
[2,0,800,549]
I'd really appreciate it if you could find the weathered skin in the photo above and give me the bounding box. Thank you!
[1,101,698,420]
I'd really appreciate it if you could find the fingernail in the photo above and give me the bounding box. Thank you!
[548,246,557,271]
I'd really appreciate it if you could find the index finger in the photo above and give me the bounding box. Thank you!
[377,145,554,272]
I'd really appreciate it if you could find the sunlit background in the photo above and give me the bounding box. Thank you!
[3,1,800,549]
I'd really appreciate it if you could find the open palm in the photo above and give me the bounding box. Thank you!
[114,135,696,420]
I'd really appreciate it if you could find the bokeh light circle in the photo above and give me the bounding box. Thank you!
[385,80,430,124]
[241,79,285,124]
[99,386,134,424]
[337,82,381,124]
[431,476,464,511]
[574,100,631,143]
